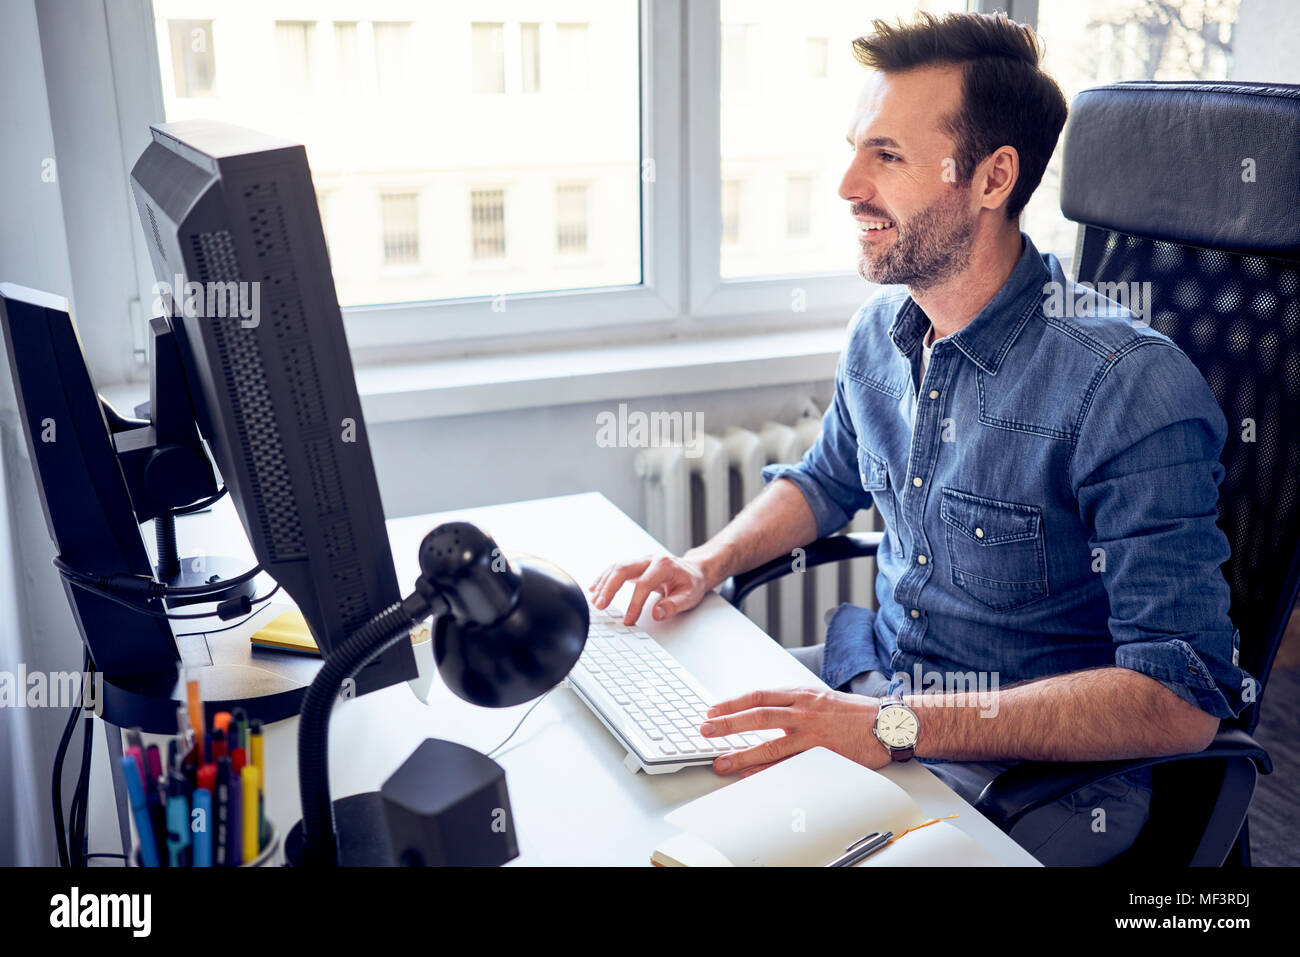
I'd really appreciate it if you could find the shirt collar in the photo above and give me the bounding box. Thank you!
[888,232,1049,376]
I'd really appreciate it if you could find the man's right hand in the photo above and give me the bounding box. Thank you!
[588,553,715,626]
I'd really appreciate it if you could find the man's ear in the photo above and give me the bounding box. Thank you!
[977,145,1019,215]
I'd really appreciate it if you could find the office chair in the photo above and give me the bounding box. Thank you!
[721,81,1300,866]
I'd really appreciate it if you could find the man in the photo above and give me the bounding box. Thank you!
[589,11,1254,865]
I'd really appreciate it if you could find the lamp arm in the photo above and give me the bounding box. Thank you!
[297,587,448,867]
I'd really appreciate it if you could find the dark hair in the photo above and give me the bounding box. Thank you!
[852,11,1067,220]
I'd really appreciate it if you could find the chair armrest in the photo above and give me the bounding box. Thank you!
[972,728,1272,833]
[717,531,883,607]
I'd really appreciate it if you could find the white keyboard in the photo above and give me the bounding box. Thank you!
[566,596,782,774]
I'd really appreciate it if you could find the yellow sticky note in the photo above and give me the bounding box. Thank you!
[250,610,320,656]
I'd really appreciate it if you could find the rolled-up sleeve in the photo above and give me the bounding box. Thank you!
[1071,341,1255,720]
[760,351,875,540]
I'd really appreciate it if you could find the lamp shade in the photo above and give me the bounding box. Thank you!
[420,523,587,708]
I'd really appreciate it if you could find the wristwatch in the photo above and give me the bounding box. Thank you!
[872,695,920,762]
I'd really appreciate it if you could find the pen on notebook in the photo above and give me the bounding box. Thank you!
[826,830,893,867]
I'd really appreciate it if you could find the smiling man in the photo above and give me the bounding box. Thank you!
[589,11,1255,865]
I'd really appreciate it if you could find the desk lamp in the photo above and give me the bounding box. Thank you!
[284,522,588,866]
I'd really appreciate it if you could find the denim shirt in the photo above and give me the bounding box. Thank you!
[762,232,1254,722]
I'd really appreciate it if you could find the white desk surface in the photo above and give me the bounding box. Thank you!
[168,491,1040,867]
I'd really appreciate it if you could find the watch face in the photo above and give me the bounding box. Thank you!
[876,705,918,749]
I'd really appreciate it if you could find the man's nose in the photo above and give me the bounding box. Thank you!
[838,155,872,205]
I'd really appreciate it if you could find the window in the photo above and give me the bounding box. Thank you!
[472,22,505,94]
[556,184,589,254]
[786,173,813,238]
[374,22,414,96]
[805,37,829,78]
[334,22,360,91]
[167,19,215,97]
[149,3,639,313]
[721,180,741,247]
[554,23,589,91]
[521,23,541,94]
[471,189,507,260]
[275,21,314,94]
[1026,0,1247,263]
[381,193,420,266]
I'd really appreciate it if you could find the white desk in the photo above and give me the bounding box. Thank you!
[123,491,1040,867]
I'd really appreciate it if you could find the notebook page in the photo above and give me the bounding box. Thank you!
[664,747,923,866]
[854,821,1004,867]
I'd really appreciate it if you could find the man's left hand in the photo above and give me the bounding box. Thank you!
[700,687,891,776]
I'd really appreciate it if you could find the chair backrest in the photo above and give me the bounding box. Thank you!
[1061,82,1300,733]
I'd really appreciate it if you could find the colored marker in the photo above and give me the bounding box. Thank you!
[214,757,231,867]
[228,771,242,866]
[231,747,246,774]
[211,728,228,761]
[165,771,191,867]
[185,677,204,760]
[192,788,213,867]
[119,756,159,867]
[249,720,265,839]
[241,765,260,863]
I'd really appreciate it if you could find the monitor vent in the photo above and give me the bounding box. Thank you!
[303,435,345,515]
[146,204,165,259]
[331,563,371,632]
[192,228,306,561]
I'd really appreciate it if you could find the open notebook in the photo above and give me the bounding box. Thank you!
[652,747,1004,867]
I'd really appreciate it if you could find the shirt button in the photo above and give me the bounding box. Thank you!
[975,527,984,539]
[910,609,920,619]
[928,389,939,399]
[917,555,928,565]
[912,476,923,487]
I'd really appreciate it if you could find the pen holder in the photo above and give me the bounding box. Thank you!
[131,821,281,867]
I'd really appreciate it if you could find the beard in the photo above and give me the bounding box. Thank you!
[855,188,975,292]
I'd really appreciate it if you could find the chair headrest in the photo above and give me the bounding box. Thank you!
[1060,81,1300,258]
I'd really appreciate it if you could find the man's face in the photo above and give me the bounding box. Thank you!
[839,65,977,291]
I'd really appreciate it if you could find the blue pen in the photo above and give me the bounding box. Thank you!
[165,771,191,867]
[192,788,213,867]
[120,755,160,867]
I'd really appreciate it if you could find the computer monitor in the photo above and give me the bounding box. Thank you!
[128,119,415,697]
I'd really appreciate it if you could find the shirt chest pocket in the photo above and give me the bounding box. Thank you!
[940,487,1048,612]
[857,444,900,548]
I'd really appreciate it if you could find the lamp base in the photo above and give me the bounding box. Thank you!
[283,792,396,867]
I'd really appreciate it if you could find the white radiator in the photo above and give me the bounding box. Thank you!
[634,407,879,648]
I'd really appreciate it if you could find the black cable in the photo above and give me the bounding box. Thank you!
[58,574,280,622]
[50,649,88,867]
[487,689,554,758]
[70,698,93,867]
[52,555,264,598]
[68,653,98,868]
[170,485,228,515]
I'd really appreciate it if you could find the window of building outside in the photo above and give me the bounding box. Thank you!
[556,184,590,254]
[167,19,216,97]
[471,189,507,260]
[381,192,420,266]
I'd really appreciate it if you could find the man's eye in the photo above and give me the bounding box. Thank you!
[880,152,899,163]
